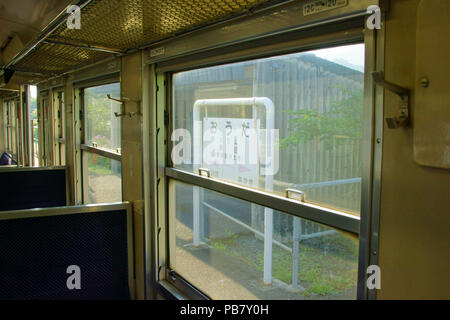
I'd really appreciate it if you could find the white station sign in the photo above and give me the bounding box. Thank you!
[202,117,260,188]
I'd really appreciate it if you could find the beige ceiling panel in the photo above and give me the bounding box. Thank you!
[14,42,110,75]
[50,0,271,49]
[6,0,275,76]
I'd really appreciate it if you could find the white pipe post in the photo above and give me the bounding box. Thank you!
[292,217,300,289]
[263,208,273,285]
[193,101,202,246]
[193,186,201,246]
[251,103,258,238]
[261,98,274,286]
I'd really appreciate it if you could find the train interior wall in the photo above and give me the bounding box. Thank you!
[0,0,448,300]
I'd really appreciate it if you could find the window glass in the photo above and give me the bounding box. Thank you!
[42,97,50,165]
[85,153,122,204]
[32,119,39,166]
[5,102,11,153]
[55,92,65,165]
[10,101,17,159]
[169,180,358,300]
[85,83,121,151]
[29,85,38,121]
[29,86,39,166]
[172,44,365,214]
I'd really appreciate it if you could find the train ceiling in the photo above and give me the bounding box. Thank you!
[1,0,279,79]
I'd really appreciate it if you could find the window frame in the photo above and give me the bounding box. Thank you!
[53,89,66,166]
[144,13,384,301]
[9,99,19,162]
[77,79,123,205]
[5,100,12,155]
[39,91,50,166]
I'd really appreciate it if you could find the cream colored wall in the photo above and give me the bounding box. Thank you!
[65,82,76,204]
[121,52,145,300]
[9,0,448,300]
[377,0,450,299]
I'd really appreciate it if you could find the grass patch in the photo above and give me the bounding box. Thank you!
[208,231,358,297]
[89,163,113,176]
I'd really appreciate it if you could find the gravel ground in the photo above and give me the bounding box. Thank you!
[172,212,357,300]
[87,174,122,204]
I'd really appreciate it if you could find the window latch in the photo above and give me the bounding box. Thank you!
[168,269,177,281]
[372,71,410,129]
[198,168,210,177]
[285,188,305,202]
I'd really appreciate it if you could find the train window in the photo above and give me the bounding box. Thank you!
[7,101,12,157]
[4,101,11,154]
[53,91,65,166]
[85,153,122,204]
[169,180,358,299]
[165,43,365,299]
[81,82,122,204]
[85,83,121,150]
[172,44,364,215]
[40,94,50,166]
[8,100,18,160]
[29,86,39,166]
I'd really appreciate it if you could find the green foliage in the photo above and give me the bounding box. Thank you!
[303,283,334,297]
[30,106,38,120]
[89,162,112,176]
[212,241,227,251]
[280,88,364,150]
[88,155,113,176]
[211,230,240,251]
[86,93,112,144]
[84,83,120,149]
[28,96,38,120]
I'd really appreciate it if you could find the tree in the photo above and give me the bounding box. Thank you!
[280,88,363,150]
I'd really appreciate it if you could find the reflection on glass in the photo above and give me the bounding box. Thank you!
[85,83,121,151]
[86,153,122,204]
[169,181,358,300]
[172,44,365,214]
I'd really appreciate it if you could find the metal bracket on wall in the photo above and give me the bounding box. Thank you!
[106,94,142,118]
[372,71,410,129]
